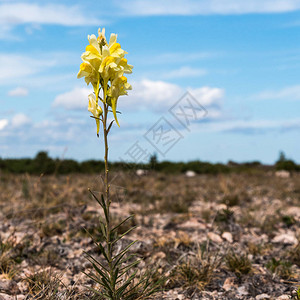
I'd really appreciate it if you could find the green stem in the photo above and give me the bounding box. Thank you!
[102,89,116,298]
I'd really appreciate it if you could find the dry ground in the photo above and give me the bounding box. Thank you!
[0,171,299,299]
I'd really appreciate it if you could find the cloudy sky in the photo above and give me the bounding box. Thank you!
[0,0,300,164]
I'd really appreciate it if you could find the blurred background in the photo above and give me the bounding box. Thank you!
[0,0,299,164]
[0,3,300,298]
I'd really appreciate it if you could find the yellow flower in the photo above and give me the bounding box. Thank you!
[81,35,102,72]
[108,76,132,127]
[97,28,106,44]
[110,76,132,97]
[109,43,127,58]
[88,94,103,136]
[108,33,117,47]
[77,27,133,133]
[118,58,133,74]
[99,52,118,79]
[77,62,93,78]
[77,62,99,91]
[98,51,133,97]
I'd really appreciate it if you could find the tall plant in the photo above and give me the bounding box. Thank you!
[77,28,160,300]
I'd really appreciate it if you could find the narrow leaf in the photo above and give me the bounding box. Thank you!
[111,98,120,127]
[84,251,109,273]
[111,215,134,233]
[88,189,103,209]
[113,240,138,267]
[112,226,137,245]
[117,260,140,279]
[107,120,114,134]
[99,221,107,238]
[112,267,119,288]
[101,194,109,223]
[116,270,137,297]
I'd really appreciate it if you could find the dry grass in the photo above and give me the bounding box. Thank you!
[168,247,222,293]
[0,171,299,298]
[225,251,253,277]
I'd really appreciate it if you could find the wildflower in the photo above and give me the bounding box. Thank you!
[77,62,99,92]
[77,27,133,133]
[76,28,160,300]
[108,75,132,126]
[88,94,103,136]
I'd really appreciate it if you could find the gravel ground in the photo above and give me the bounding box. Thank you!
[0,171,299,299]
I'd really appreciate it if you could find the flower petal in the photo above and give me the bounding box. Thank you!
[108,33,117,47]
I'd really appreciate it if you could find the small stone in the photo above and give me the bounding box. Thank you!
[237,285,248,296]
[136,169,147,176]
[16,281,27,294]
[0,280,20,295]
[275,170,290,178]
[207,232,223,243]
[0,293,13,300]
[13,232,27,245]
[185,170,196,177]
[222,277,236,291]
[178,218,206,230]
[277,295,290,300]
[256,294,270,300]
[283,206,300,219]
[216,204,227,210]
[222,232,233,243]
[272,233,298,245]
[153,251,166,260]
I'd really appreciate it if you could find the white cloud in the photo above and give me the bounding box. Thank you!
[161,66,207,79]
[137,52,220,66]
[0,24,16,40]
[11,113,31,128]
[25,23,42,35]
[0,52,78,85]
[8,87,28,97]
[256,85,300,100]
[0,53,56,83]
[125,79,182,110]
[0,113,94,159]
[0,3,100,26]
[119,0,300,15]
[193,118,300,133]
[53,80,224,115]
[0,119,8,130]
[122,79,223,112]
[190,86,224,106]
[52,87,91,110]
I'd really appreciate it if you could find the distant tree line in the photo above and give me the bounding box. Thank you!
[275,151,300,172]
[0,151,299,175]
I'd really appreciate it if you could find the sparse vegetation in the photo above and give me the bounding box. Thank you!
[25,269,60,296]
[0,171,299,298]
[289,242,300,267]
[225,251,252,277]
[266,258,294,279]
[169,249,222,292]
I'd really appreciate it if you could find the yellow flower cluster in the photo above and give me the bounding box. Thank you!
[77,28,133,134]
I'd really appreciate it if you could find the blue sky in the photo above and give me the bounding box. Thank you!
[0,0,300,164]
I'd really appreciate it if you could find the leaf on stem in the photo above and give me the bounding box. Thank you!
[84,251,109,273]
[88,189,103,209]
[111,226,137,246]
[111,215,134,234]
[116,270,138,298]
[113,240,138,268]
[107,120,114,134]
